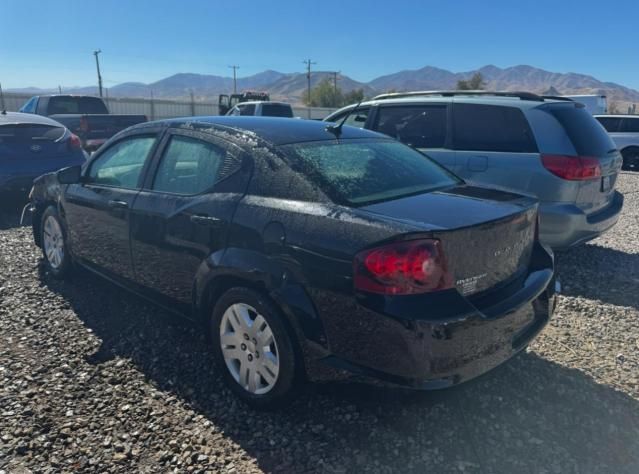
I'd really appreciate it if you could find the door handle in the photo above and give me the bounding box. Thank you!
[190,214,221,226]
[108,200,129,209]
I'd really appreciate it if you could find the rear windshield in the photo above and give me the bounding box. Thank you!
[48,96,108,115]
[550,106,616,156]
[280,139,460,206]
[261,104,293,118]
[0,124,65,143]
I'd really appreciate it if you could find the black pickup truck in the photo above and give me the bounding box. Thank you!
[19,95,147,152]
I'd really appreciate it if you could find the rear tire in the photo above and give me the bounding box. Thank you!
[210,287,300,409]
[40,206,73,278]
[621,147,639,171]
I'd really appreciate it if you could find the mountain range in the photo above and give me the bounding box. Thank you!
[9,65,639,110]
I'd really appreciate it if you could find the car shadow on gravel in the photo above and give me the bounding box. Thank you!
[0,195,28,230]
[38,266,639,474]
[557,243,639,310]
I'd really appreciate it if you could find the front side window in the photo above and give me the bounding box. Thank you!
[328,108,370,129]
[375,105,447,148]
[89,136,156,188]
[152,135,225,195]
[240,104,256,116]
[453,104,537,153]
[595,117,622,132]
[281,139,459,205]
[621,118,639,133]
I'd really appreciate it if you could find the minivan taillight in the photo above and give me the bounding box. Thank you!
[541,154,602,180]
[354,239,453,295]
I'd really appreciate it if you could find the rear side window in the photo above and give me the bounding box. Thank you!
[153,136,225,195]
[375,105,447,148]
[453,104,537,153]
[47,97,108,115]
[620,118,639,133]
[261,104,293,117]
[595,117,622,132]
[549,106,616,156]
[280,139,459,205]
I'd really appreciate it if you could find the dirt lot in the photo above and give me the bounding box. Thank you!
[1,175,638,474]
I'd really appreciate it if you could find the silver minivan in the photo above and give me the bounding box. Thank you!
[325,92,624,250]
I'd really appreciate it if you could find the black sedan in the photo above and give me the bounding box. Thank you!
[28,117,557,408]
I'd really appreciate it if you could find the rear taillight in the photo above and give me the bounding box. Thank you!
[67,133,82,150]
[354,239,453,295]
[541,154,602,180]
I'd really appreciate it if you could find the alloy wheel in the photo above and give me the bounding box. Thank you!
[219,303,280,395]
[43,215,64,270]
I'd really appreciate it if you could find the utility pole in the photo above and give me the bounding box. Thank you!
[228,65,240,94]
[332,71,340,95]
[58,85,62,94]
[0,82,5,112]
[93,49,103,97]
[303,59,316,118]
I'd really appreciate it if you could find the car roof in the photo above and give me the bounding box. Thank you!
[237,101,292,106]
[328,93,569,115]
[145,116,386,145]
[0,111,66,127]
[594,114,638,118]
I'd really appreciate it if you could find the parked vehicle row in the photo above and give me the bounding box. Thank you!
[28,117,558,408]
[325,91,624,250]
[19,94,147,152]
[225,100,294,117]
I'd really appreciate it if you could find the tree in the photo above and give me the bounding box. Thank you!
[608,101,619,114]
[456,72,485,90]
[302,79,366,107]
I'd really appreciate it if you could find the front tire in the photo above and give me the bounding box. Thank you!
[210,287,299,409]
[621,147,639,171]
[40,206,72,278]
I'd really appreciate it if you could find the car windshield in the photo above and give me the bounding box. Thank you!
[280,139,460,205]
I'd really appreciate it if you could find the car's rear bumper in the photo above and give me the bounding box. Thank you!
[538,191,624,250]
[314,243,557,388]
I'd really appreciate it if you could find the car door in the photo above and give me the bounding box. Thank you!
[370,103,456,171]
[63,131,161,280]
[451,102,539,191]
[129,128,248,312]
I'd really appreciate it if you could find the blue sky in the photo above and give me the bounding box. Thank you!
[3,0,639,90]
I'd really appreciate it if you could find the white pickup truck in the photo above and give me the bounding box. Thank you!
[226,101,294,118]
[595,115,639,171]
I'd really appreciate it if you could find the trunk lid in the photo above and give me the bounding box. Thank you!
[358,185,538,296]
[0,123,68,160]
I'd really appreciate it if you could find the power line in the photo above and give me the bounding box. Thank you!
[93,49,103,97]
[303,59,316,117]
[228,65,240,94]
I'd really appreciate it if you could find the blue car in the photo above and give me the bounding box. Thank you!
[0,112,87,196]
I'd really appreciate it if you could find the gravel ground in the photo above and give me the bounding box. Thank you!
[1,175,639,474]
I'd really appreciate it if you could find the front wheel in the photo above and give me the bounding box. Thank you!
[621,148,639,171]
[210,287,300,409]
[40,206,73,278]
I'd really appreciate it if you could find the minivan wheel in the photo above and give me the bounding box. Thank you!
[621,148,639,171]
[210,287,299,409]
[41,206,72,278]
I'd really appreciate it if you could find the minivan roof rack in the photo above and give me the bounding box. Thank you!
[372,90,555,101]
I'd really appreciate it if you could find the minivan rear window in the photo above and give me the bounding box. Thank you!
[281,139,460,206]
[550,106,616,156]
[452,104,537,153]
[261,104,294,117]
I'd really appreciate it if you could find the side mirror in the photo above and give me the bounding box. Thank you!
[57,165,82,184]
[354,115,367,122]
